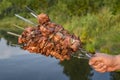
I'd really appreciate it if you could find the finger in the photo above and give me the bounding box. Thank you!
[92,63,104,69]
[91,61,100,68]
[95,65,107,73]
[89,57,102,65]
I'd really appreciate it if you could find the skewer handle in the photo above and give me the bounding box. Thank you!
[72,48,95,59]
[80,49,95,59]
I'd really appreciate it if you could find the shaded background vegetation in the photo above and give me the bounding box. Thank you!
[0,0,120,54]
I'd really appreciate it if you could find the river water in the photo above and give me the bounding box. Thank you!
[0,37,120,80]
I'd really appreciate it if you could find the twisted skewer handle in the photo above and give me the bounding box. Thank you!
[71,48,94,59]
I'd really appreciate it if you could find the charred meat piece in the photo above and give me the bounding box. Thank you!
[37,13,50,25]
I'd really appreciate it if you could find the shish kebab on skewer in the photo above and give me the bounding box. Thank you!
[8,9,94,61]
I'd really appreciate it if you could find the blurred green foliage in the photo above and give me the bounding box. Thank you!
[0,0,120,17]
[0,0,120,54]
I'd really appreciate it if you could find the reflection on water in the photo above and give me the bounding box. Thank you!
[0,36,120,80]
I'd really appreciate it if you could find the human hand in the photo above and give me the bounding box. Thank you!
[89,53,119,73]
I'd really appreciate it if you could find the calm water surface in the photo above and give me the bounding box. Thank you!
[0,38,120,80]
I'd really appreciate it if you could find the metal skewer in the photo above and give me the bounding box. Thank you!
[15,14,37,26]
[11,44,22,47]
[71,54,89,59]
[25,6,37,18]
[30,12,37,18]
[13,24,24,30]
[26,6,37,15]
[7,32,20,37]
